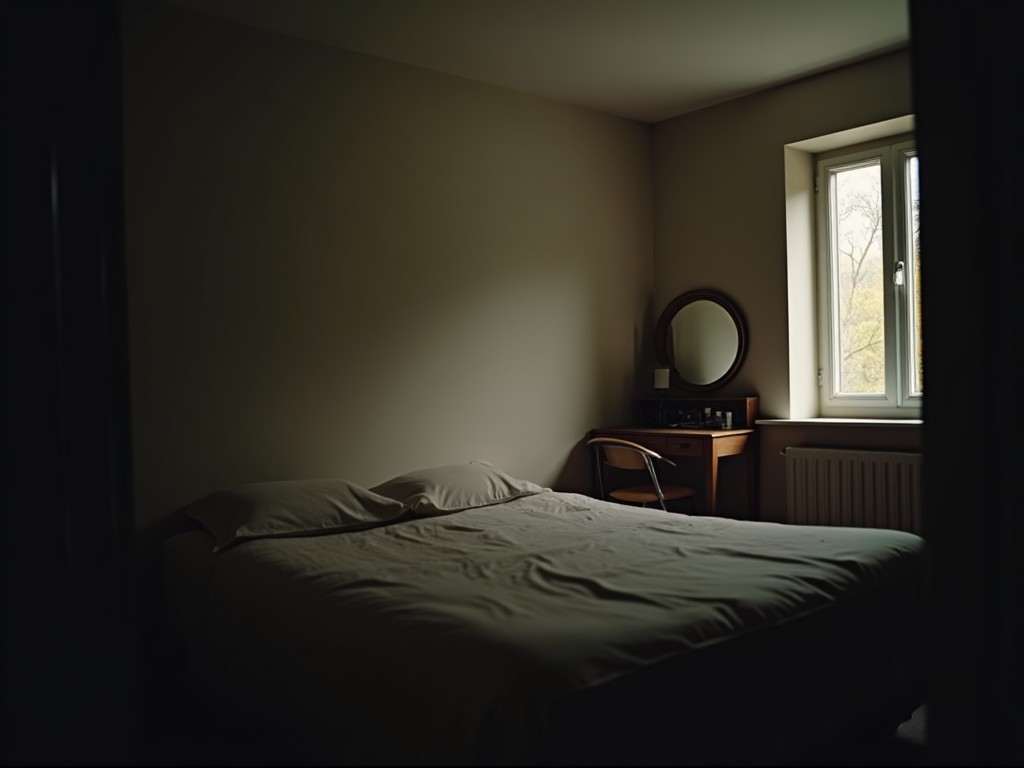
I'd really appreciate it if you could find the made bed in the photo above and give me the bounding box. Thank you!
[162,461,927,765]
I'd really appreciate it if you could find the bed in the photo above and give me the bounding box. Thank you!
[162,461,927,765]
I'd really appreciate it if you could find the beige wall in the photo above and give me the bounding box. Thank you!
[123,3,921,547]
[122,1,652,551]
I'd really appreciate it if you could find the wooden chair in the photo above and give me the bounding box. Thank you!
[587,436,696,513]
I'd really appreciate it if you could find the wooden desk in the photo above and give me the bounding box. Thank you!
[589,426,757,519]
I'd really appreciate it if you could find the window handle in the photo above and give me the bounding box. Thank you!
[893,260,905,286]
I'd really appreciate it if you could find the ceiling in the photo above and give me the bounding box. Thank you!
[168,0,910,123]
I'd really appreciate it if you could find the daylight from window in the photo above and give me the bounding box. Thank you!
[906,153,922,395]
[830,161,885,394]
[819,139,921,417]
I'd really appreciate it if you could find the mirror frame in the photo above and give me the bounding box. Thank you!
[654,289,748,392]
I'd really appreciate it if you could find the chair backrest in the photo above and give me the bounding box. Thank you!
[588,437,675,470]
[601,443,650,471]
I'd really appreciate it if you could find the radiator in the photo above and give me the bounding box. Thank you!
[784,447,923,535]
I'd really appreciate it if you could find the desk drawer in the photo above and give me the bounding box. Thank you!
[597,433,666,454]
[664,436,705,457]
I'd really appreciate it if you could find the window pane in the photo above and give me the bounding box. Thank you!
[906,153,923,395]
[831,161,884,394]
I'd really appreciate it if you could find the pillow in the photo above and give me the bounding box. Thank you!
[183,478,408,552]
[369,460,547,517]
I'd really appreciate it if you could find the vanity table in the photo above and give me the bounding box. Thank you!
[595,288,759,518]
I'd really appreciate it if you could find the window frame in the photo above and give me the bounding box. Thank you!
[815,134,922,419]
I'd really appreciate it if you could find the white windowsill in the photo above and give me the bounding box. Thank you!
[756,418,923,427]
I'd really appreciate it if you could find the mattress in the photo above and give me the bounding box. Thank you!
[163,488,926,765]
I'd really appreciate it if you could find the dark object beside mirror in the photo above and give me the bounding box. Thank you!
[654,289,747,392]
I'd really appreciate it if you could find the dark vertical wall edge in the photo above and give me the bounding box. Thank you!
[911,1,1024,765]
[1,0,138,764]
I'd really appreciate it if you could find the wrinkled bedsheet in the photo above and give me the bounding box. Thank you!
[163,490,926,764]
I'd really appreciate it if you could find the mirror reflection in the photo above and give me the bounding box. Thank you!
[655,289,747,391]
[670,301,738,385]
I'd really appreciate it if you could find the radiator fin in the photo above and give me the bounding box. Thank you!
[784,447,922,535]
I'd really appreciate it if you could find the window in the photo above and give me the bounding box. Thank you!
[815,134,921,418]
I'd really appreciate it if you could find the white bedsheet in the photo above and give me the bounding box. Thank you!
[163,490,925,764]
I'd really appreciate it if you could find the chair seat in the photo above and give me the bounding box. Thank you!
[609,484,696,505]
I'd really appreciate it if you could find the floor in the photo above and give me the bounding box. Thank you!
[809,704,929,766]
[143,702,931,766]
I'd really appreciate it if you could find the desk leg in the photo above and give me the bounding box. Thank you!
[746,450,758,520]
[705,454,719,516]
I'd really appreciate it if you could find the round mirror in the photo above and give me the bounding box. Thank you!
[654,289,747,391]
